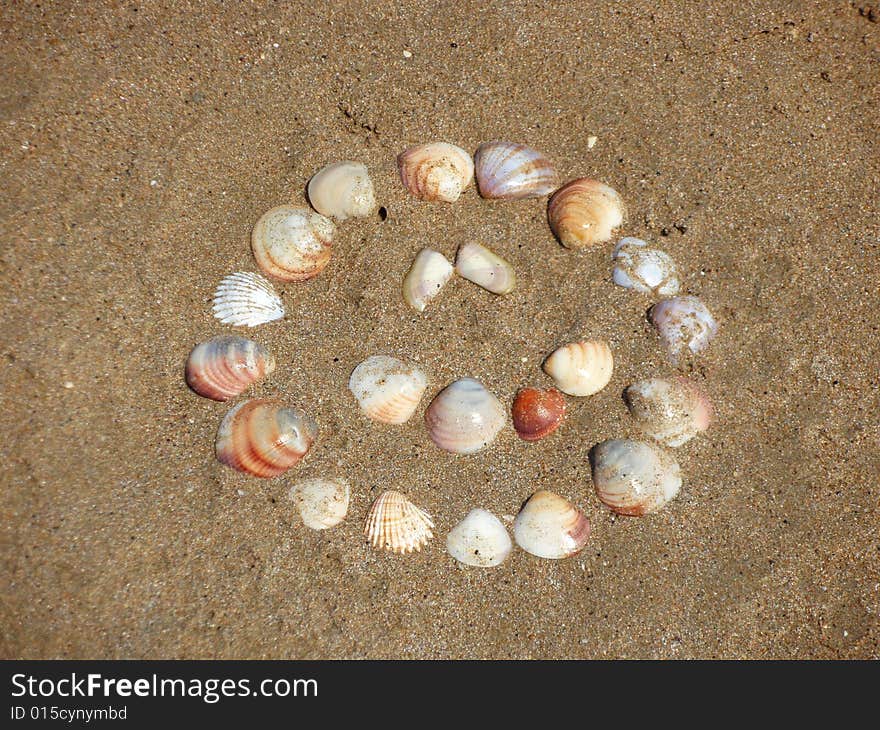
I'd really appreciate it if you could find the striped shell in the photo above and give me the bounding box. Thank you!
[543,340,613,397]
[397,142,474,202]
[288,477,350,530]
[424,377,506,454]
[212,272,284,327]
[348,355,428,425]
[547,178,625,249]
[251,205,334,282]
[513,490,591,559]
[454,242,515,295]
[365,490,434,554]
[590,439,682,516]
[624,376,712,447]
[185,336,275,401]
[307,161,376,220]
[402,248,454,312]
[511,387,566,441]
[650,296,718,366]
[474,141,558,200]
[446,508,512,567]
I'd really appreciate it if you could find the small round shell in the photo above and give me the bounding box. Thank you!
[424,377,506,454]
[348,355,428,425]
[397,142,474,202]
[611,238,680,297]
[307,161,376,220]
[212,272,285,327]
[624,376,712,447]
[288,477,350,530]
[511,387,566,441]
[446,508,512,567]
[365,490,434,554]
[402,248,454,312]
[590,439,681,516]
[650,296,718,366]
[547,178,624,249]
[474,141,558,200]
[513,490,591,560]
[454,242,515,295]
[251,205,335,282]
[185,336,275,401]
[543,340,613,397]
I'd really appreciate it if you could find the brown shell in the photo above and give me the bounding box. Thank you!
[547,178,624,249]
[511,387,566,441]
[185,336,275,401]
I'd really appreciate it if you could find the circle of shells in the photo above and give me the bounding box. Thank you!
[187,143,719,566]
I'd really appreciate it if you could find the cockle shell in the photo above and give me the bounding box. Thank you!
[543,340,613,397]
[624,376,712,447]
[185,336,275,401]
[251,205,335,282]
[397,142,474,202]
[612,237,680,297]
[474,141,558,200]
[590,439,681,516]
[365,490,434,554]
[212,272,285,327]
[446,508,512,567]
[402,248,454,312]
[511,387,566,441]
[513,490,591,559]
[424,377,506,454]
[307,161,376,220]
[215,398,318,478]
[288,477,350,530]
[650,296,718,366]
[454,242,515,295]
[547,178,625,249]
[348,355,428,425]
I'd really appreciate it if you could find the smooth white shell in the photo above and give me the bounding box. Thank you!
[650,296,718,366]
[365,490,434,554]
[543,340,613,396]
[474,141,558,200]
[424,377,506,454]
[402,248,454,312]
[446,508,512,567]
[288,478,350,530]
[348,355,428,425]
[398,142,474,202]
[612,238,680,297]
[624,376,713,447]
[212,272,285,327]
[590,439,681,516]
[455,242,515,295]
[307,161,376,220]
[251,205,335,282]
[513,490,591,560]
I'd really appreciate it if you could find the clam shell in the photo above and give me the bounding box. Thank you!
[397,142,474,202]
[365,490,434,554]
[650,296,718,366]
[543,340,613,397]
[212,272,285,327]
[424,377,506,454]
[590,439,681,516]
[612,237,680,297]
[454,242,515,295]
[513,490,591,559]
[288,477,350,530]
[511,387,566,441]
[624,376,712,447]
[547,178,624,249]
[307,161,376,221]
[215,398,318,478]
[446,508,512,567]
[402,248,454,312]
[348,355,428,425]
[474,141,558,200]
[251,205,335,282]
[185,336,275,402]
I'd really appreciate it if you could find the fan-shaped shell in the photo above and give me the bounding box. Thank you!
[424,377,506,454]
[543,340,613,397]
[624,376,712,447]
[365,490,434,554]
[288,477,350,530]
[511,387,566,441]
[397,142,474,202]
[212,272,285,327]
[446,508,512,567]
[348,355,428,424]
[513,490,591,559]
[454,242,515,295]
[590,439,681,516]
[547,178,624,249]
[307,161,376,220]
[402,248,454,312]
[474,141,559,200]
[650,296,718,366]
[612,238,680,297]
[251,205,335,282]
[185,336,275,401]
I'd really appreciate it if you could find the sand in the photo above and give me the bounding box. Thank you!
[1,1,878,659]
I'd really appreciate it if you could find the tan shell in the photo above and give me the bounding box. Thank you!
[547,178,624,249]
[307,161,376,220]
[348,355,428,425]
[288,477,350,530]
[397,142,474,202]
[251,205,334,282]
[365,490,434,554]
[454,242,515,295]
[543,340,613,396]
[513,490,591,559]
[402,248,454,312]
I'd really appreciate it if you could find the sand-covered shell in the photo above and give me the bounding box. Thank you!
[424,377,506,454]
[511,387,566,441]
[513,490,591,559]
[288,477,350,530]
[446,508,512,567]
[348,355,428,425]
[474,141,558,200]
[543,340,613,397]
[455,242,515,295]
[624,376,712,447]
[251,205,334,282]
[365,490,434,554]
[650,296,718,366]
[307,161,376,220]
[547,178,624,249]
[185,336,275,401]
[612,237,680,297]
[590,439,681,516]
[397,142,474,203]
[403,248,454,312]
[212,272,285,327]
[215,398,318,478]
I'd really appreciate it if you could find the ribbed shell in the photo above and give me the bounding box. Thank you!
[590,439,681,516]
[474,141,558,200]
[185,336,275,401]
[212,272,285,327]
[397,142,474,202]
[624,376,712,447]
[650,296,718,366]
[446,508,512,567]
[547,178,624,249]
[454,242,516,295]
[348,355,428,425]
[402,248,454,312]
[365,490,434,554]
[511,387,566,441]
[424,377,506,454]
[288,477,350,530]
[543,340,613,397]
[251,205,334,282]
[307,161,376,220]
[513,490,591,559]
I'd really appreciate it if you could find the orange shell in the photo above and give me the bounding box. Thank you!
[511,387,566,441]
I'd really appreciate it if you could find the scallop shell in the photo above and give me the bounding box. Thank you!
[185,336,275,401]
[612,237,680,297]
[446,508,512,567]
[543,340,613,397]
[590,439,681,516]
[454,242,515,295]
[251,205,335,282]
[212,272,285,327]
[307,161,376,221]
[424,377,506,454]
[348,355,428,425]
[474,141,559,200]
[650,296,718,366]
[624,376,712,447]
[511,387,566,441]
[513,490,591,559]
[288,477,350,530]
[402,248,454,312]
[547,178,625,249]
[365,490,434,554]
[397,142,474,202]
[215,398,318,478]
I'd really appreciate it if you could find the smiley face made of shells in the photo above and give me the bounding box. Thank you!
[185,143,719,567]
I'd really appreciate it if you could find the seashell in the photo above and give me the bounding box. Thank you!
[650,296,718,366]
[611,237,680,297]
[251,205,335,282]
[513,490,591,559]
[454,242,515,295]
[348,355,428,425]
[185,336,275,401]
[547,178,625,249]
[446,508,512,567]
[543,340,613,397]
[288,477,350,530]
[590,439,681,516]
[307,161,376,221]
[215,398,318,478]
[402,248,454,312]
[624,376,712,447]
[511,387,566,441]
[397,142,474,202]
[424,377,506,454]
[212,272,285,327]
[474,141,558,200]
[365,490,434,554]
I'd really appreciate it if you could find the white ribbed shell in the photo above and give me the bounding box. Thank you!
[212,272,285,327]
[365,490,434,554]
